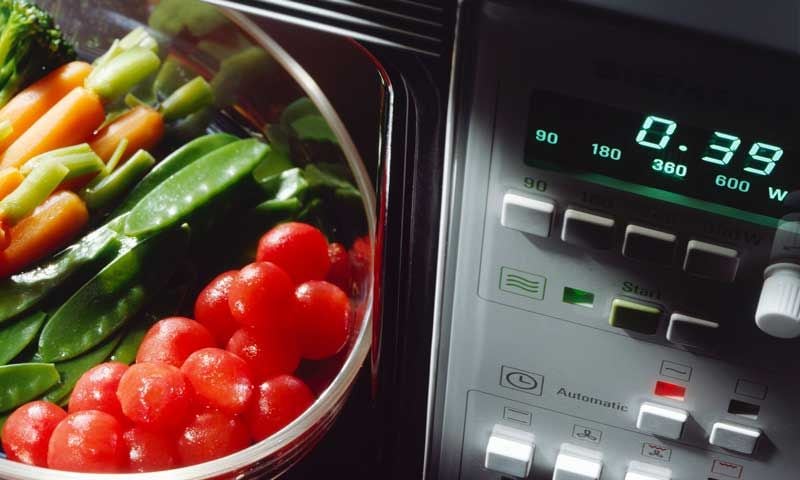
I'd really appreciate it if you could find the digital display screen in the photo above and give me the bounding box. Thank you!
[525,89,798,225]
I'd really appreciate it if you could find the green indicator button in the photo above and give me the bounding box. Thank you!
[609,298,661,335]
[563,287,595,308]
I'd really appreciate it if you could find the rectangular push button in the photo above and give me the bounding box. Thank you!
[610,298,661,335]
[683,240,739,282]
[666,313,719,349]
[636,402,688,440]
[553,445,602,480]
[561,209,615,250]
[709,422,761,454]
[501,191,554,237]
[623,225,676,265]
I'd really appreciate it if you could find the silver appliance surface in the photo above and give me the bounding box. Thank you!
[428,2,800,479]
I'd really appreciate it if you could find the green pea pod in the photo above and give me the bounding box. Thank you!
[109,323,148,365]
[0,363,60,412]
[38,226,190,362]
[0,312,46,366]
[113,133,239,215]
[0,222,122,324]
[43,333,123,404]
[123,139,268,237]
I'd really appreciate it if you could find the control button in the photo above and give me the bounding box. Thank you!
[625,461,671,480]
[484,424,535,477]
[501,191,555,238]
[636,402,688,440]
[553,445,602,480]
[561,209,615,250]
[666,313,719,349]
[609,298,661,335]
[622,225,676,265]
[709,422,761,454]
[683,240,739,282]
[755,263,800,338]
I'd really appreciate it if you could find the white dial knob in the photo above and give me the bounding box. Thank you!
[755,263,800,338]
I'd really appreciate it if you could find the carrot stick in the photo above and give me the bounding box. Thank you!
[0,87,106,169]
[89,106,164,163]
[0,168,23,201]
[0,191,88,278]
[0,62,93,152]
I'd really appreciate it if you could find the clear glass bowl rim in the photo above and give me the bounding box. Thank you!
[0,4,376,479]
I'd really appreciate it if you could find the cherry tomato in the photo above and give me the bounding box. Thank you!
[256,222,330,283]
[228,262,293,330]
[177,410,250,466]
[47,410,124,473]
[349,236,371,294]
[194,270,240,344]
[295,350,347,396]
[117,363,192,431]
[246,375,314,441]
[290,281,350,360]
[226,327,300,382]
[181,348,254,414]
[326,243,352,294]
[69,362,128,419]
[1,401,66,467]
[122,426,178,473]
[136,317,216,367]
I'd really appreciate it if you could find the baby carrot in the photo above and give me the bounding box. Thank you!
[0,169,23,201]
[89,106,165,163]
[0,62,93,152]
[0,191,89,278]
[0,87,105,169]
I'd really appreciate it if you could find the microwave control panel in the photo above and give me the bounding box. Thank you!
[429,2,800,480]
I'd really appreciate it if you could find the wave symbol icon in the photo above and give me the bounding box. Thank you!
[499,267,546,300]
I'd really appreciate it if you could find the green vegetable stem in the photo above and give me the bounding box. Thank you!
[161,76,214,122]
[85,47,162,103]
[0,160,68,224]
[20,143,105,180]
[38,225,190,362]
[0,363,59,412]
[83,149,156,211]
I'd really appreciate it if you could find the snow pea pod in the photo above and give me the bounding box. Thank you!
[123,139,268,237]
[109,323,148,365]
[0,222,121,324]
[0,312,46,365]
[43,332,122,404]
[113,133,238,215]
[38,226,189,362]
[0,363,59,412]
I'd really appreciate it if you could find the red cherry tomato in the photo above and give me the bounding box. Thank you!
[256,222,330,283]
[226,327,300,382]
[194,270,240,344]
[349,236,371,293]
[136,317,216,367]
[47,410,124,473]
[122,426,178,473]
[177,410,250,466]
[1,401,66,467]
[69,362,128,419]
[181,348,254,414]
[295,350,347,396]
[117,363,192,431]
[326,242,352,294]
[290,281,350,360]
[228,262,293,330]
[246,375,315,442]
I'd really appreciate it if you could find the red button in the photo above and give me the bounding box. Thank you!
[655,381,686,401]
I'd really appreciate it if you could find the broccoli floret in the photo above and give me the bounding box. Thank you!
[0,0,75,107]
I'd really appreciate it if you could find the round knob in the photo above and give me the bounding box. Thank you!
[756,263,800,338]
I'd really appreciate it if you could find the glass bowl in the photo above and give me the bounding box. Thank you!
[0,0,375,478]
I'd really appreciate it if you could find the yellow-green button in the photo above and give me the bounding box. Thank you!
[610,298,661,334]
